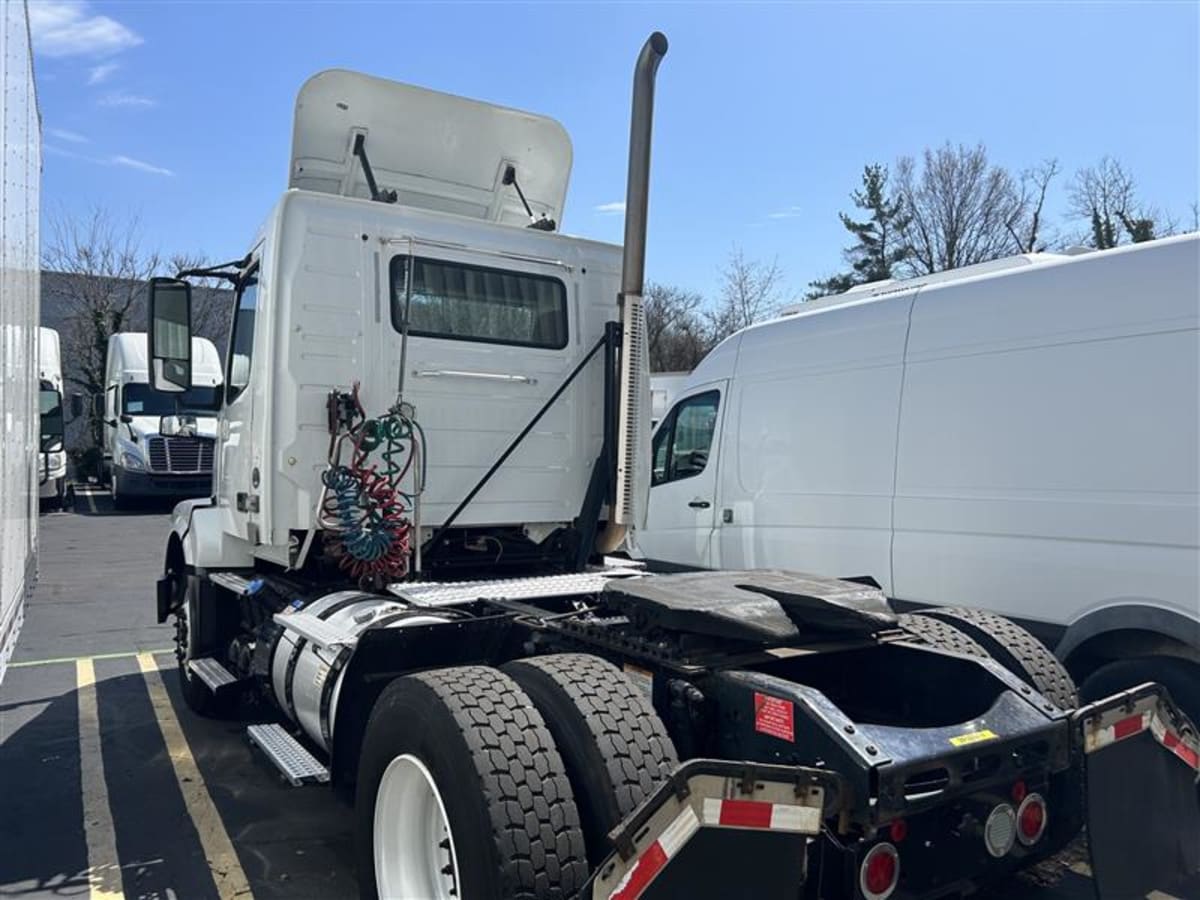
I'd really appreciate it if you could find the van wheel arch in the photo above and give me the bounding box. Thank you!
[1057,606,1200,686]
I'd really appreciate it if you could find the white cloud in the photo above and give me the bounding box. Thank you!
[99,90,155,109]
[87,61,119,84]
[29,1,142,59]
[594,201,626,215]
[767,206,804,220]
[111,155,173,176]
[47,127,88,143]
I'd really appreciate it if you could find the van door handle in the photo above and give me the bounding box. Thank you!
[688,499,711,509]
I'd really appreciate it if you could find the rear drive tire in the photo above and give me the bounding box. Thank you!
[503,653,679,865]
[897,612,990,658]
[356,666,588,900]
[922,607,1078,710]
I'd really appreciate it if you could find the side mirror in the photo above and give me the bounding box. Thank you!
[148,277,193,392]
[69,392,84,420]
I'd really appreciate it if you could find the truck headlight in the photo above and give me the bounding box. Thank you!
[120,451,146,472]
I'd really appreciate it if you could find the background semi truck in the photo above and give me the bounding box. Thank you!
[0,0,40,685]
[101,332,223,507]
[142,34,1200,900]
[636,234,1200,723]
[38,327,66,507]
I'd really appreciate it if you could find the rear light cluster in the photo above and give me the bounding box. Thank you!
[859,842,900,900]
[984,784,1048,857]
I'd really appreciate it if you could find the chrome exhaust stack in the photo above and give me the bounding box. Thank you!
[604,32,667,550]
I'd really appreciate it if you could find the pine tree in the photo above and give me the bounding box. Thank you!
[808,164,911,298]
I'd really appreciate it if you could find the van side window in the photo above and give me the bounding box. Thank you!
[226,270,259,403]
[651,390,719,486]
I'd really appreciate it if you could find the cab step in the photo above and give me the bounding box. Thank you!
[187,657,239,693]
[246,723,330,786]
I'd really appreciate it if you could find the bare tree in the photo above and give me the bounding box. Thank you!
[896,143,1022,275]
[1006,159,1060,253]
[1068,157,1173,247]
[644,281,711,372]
[707,247,785,340]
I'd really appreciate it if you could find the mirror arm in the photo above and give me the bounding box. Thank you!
[173,252,252,285]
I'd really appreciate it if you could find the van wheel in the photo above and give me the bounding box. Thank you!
[922,607,1078,710]
[357,666,587,900]
[897,612,990,658]
[503,653,679,866]
[1080,656,1200,727]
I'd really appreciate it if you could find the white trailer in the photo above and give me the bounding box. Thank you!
[636,235,1200,721]
[0,0,40,683]
[101,332,223,507]
[140,34,1200,900]
[38,327,66,505]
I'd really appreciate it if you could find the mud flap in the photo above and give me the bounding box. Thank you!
[1076,682,1200,899]
[586,760,844,900]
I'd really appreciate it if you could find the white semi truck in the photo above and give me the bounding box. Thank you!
[144,34,1200,900]
[38,326,67,506]
[0,0,40,684]
[637,235,1200,724]
[101,332,223,507]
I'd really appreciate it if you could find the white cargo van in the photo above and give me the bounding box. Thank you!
[636,234,1200,715]
[37,327,66,505]
[102,332,223,506]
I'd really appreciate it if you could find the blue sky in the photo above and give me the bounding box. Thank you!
[30,0,1200,300]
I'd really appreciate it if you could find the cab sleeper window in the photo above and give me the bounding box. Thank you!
[652,390,719,486]
[390,256,568,350]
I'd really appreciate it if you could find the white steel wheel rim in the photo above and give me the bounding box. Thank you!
[374,754,460,900]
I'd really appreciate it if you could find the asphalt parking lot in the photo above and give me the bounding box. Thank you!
[0,490,1172,900]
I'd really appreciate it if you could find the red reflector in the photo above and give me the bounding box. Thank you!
[889,819,908,843]
[1016,793,1048,846]
[860,843,900,900]
[1112,713,1146,740]
[716,798,773,829]
[1019,801,1043,837]
[1011,779,1027,803]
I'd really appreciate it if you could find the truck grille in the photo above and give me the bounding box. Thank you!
[147,436,215,474]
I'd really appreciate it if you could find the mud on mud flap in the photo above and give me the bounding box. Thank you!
[586,759,845,900]
[1076,682,1200,899]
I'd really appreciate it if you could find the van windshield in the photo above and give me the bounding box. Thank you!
[123,383,220,416]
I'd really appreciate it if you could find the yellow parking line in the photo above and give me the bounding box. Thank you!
[137,652,254,899]
[76,658,126,899]
[11,648,174,669]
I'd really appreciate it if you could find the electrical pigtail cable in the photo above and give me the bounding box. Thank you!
[313,382,422,586]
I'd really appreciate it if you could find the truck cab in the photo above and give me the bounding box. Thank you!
[102,332,223,506]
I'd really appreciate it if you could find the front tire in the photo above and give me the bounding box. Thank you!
[173,575,221,717]
[1080,656,1200,726]
[357,666,588,900]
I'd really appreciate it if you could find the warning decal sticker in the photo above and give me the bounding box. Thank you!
[949,728,999,747]
[754,692,795,742]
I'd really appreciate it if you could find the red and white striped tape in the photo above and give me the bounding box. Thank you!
[701,797,822,833]
[1084,709,1200,773]
[608,806,700,900]
[607,797,821,900]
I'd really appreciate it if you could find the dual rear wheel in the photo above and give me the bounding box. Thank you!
[358,656,678,900]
